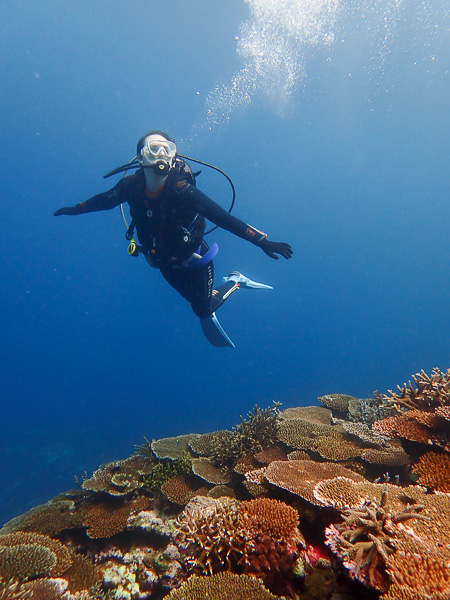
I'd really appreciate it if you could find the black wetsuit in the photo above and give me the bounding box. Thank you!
[66,164,267,318]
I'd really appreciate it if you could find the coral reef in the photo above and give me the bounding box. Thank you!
[2,386,450,599]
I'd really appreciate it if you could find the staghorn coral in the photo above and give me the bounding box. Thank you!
[204,404,281,470]
[386,550,450,597]
[412,450,450,492]
[0,532,72,577]
[254,459,365,504]
[191,457,230,485]
[325,487,427,590]
[166,572,279,600]
[384,368,450,412]
[314,477,450,556]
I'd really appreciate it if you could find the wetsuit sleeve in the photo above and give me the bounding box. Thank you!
[178,183,267,246]
[53,179,126,216]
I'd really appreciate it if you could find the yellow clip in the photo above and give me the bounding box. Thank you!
[127,240,137,256]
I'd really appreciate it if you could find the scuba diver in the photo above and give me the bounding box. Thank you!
[53,131,293,347]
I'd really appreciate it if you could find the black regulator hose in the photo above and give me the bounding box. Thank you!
[177,154,236,236]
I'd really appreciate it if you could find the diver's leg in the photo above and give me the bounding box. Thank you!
[160,262,214,318]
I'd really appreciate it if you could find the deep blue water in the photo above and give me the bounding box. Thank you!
[0,0,449,526]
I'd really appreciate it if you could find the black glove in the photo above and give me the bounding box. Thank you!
[259,238,293,260]
[53,206,80,216]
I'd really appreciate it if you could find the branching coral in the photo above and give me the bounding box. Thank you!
[175,496,302,595]
[325,487,428,590]
[142,453,192,494]
[374,369,450,451]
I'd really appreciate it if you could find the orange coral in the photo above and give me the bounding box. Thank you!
[62,554,99,594]
[375,368,450,451]
[256,459,365,504]
[373,414,430,444]
[413,451,450,492]
[386,551,450,596]
[238,498,299,542]
[83,497,147,538]
[166,572,279,599]
[161,476,199,505]
[254,447,288,464]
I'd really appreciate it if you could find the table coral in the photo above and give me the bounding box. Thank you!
[0,532,72,577]
[191,457,230,485]
[255,459,365,504]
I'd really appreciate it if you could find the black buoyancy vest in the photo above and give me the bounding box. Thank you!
[126,161,206,266]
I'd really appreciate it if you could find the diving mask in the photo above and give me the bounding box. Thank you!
[139,135,177,169]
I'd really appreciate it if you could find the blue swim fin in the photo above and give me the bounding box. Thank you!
[200,313,235,348]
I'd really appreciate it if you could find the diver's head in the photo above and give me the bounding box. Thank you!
[137,131,177,191]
